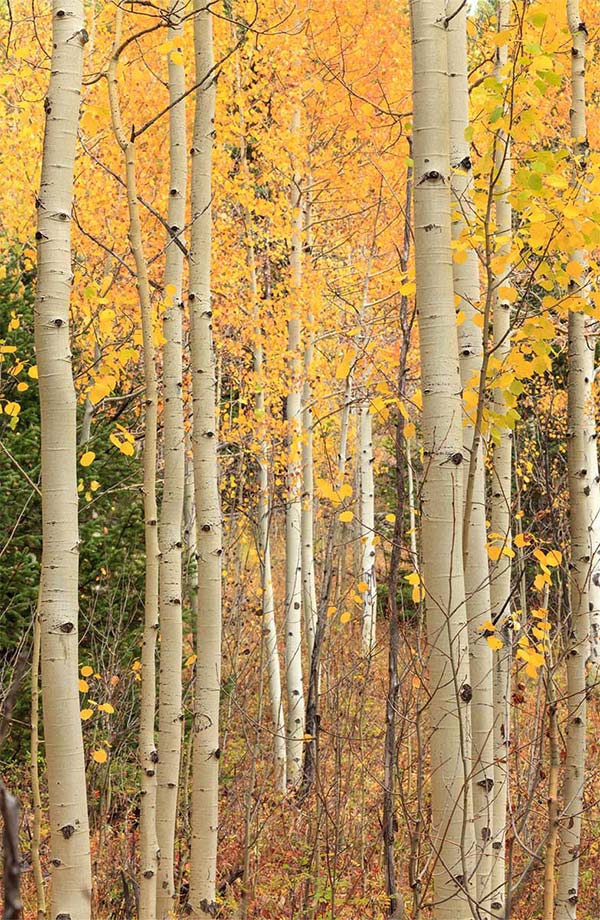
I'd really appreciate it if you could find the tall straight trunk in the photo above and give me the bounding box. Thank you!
[285,107,306,787]
[555,4,590,917]
[34,2,92,915]
[409,2,475,916]
[301,179,318,663]
[108,13,161,917]
[447,3,495,911]
[359,405,376,654]
[489,1,513,911]
[188,3,222,914]
[156,4,187,915]
[234,46,287,791]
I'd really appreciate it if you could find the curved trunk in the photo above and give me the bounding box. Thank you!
[108,12,161,916]
[156,3,187,915]
[188,3,222,913]
[34,2,92,915]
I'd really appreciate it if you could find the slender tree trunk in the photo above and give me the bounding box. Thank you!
[489,2,513,911]
[447,3,495,911]
[156,4,187,915]
[285,107,306,787]
[30,608,46,920]
[383,168,412,919]
[108,13,161,916]
[359,405,376,654]
[543,667,560,920]
[245,202,287,793]
[188,3,222,913]
[34,2,92,914]
[409,1,475,915]
[555,6,590,915]
[301,177,318,662]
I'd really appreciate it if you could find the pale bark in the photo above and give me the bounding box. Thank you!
[489,2,513,911]
[301,180,318,662]
[156,3,187,915]
[409,1,475,914]
[34,1,92,914]
[31,608,46,920]
[359,405,376,654]
[447,3,495,910]
[555,4,590,917]
[108,13,160,916]
[285,107,306,787]
[188,3,222,913]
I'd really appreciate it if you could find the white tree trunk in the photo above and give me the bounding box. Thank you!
[156,3,187,914]
[285,107,306,787]
[410,2,475,915]
[555,4,590,916]
[188,3,222,913]
[359,405,376,654]
[489,2,513,911]
[447,3,495,909]
[35,3,92,914]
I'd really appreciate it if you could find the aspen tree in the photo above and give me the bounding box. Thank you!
[447,2,494,908]
[409,2,475,915]
[156,2,187,914]
[285,106,306,787]
[107,12,160,916]
[555,4,590,916]
[301,178,318,662]
[188,1,222,912]
[489,2,513,910]
[34,0,92,914]
[359,404,376,654]
[238,101,287,790]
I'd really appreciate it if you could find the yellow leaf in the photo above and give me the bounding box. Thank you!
[453,249,468,265]
[566,259,584,279]
[385,513,396,523]
[326,606,337,618]
[525,663,539,679]
[79,679,89,693]
[98,703,115,715]
[80,666,93,677]
[338,483,353,499]
[91,749,108,764]
[514,532,528,548]
[164,282,177,297]
[498,285,517,303]
[90,480,100,492]
[412,585,424,603]
[170,50,184,65]
[357,581,369,593]
[80,451,95,467]
[80,709,94,721]
[185,654,197,666]
[404,422,416,439]
[339,510,354,523]
[487,545,501,561]
[17,382,28,392]
[487,635,504,651]
[404,572,421,585]
[534,573,547,591]
[340,611,351,624]
[545,550,562,567]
